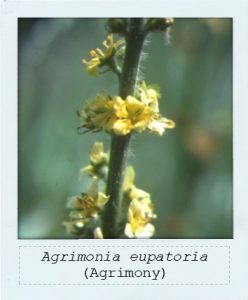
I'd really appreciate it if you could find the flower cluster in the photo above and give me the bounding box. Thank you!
[65,20,176,239]
[78,81,175,136]
[82,34,124,76]
[64,143,156,239]
[63,143,109,237]
[123,166,156,238]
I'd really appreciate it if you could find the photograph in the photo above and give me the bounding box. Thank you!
[18,17,232,239]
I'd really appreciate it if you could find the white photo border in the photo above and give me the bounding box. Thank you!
[1,0,248,299]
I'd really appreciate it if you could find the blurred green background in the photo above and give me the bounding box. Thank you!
[18,18,232,239]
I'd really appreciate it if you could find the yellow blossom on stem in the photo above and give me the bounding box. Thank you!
[80,93,127,133]
[147,116,176,136]
[111,96,151,135]
[125,198,156,238]
[89,142,107,165]
[64,179,108,234]
[122,165,135,192]
[138,81,160,112]
[78,81,175,136]
[123,166,156,238]
[138,81,176,135]
[125,96,152,131]
[78,142,109,179]
[123,166,150,200]
[64,145,109,236]
[66,179,109,217]
[82,34,124,76]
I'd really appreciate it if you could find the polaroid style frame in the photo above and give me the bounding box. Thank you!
[1,0,248,299]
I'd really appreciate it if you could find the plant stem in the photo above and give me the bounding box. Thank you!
[103,18,146,238]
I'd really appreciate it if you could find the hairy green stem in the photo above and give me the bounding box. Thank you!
[102,19,146,238]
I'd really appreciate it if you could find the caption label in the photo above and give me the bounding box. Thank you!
[19,245,230,285]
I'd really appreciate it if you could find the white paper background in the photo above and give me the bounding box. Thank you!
[1,0,248,299]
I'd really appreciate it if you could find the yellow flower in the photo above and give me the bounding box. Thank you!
[82,50,101,76]
[78,165,96,178]
[123,166,135,192]
[89,142,107,164]
[129,187,151,202]
[132,197,156,220]
[125,198,156,238]
[137,81,176,135]
[108,96,153,135]
[79,81,175,136]
[112,119,131,135]
[82,93,127,132]
[87,93,117,130]
[123,166,156,238]
[113,96,128,118]
[138,81,160,112]
[78,142,109,179]
[125,96,151,132]
[82,34,124,76]
[148,116,176,136]
[66,180,109,217]
[123,166,151,201]
[81,93,129,134]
